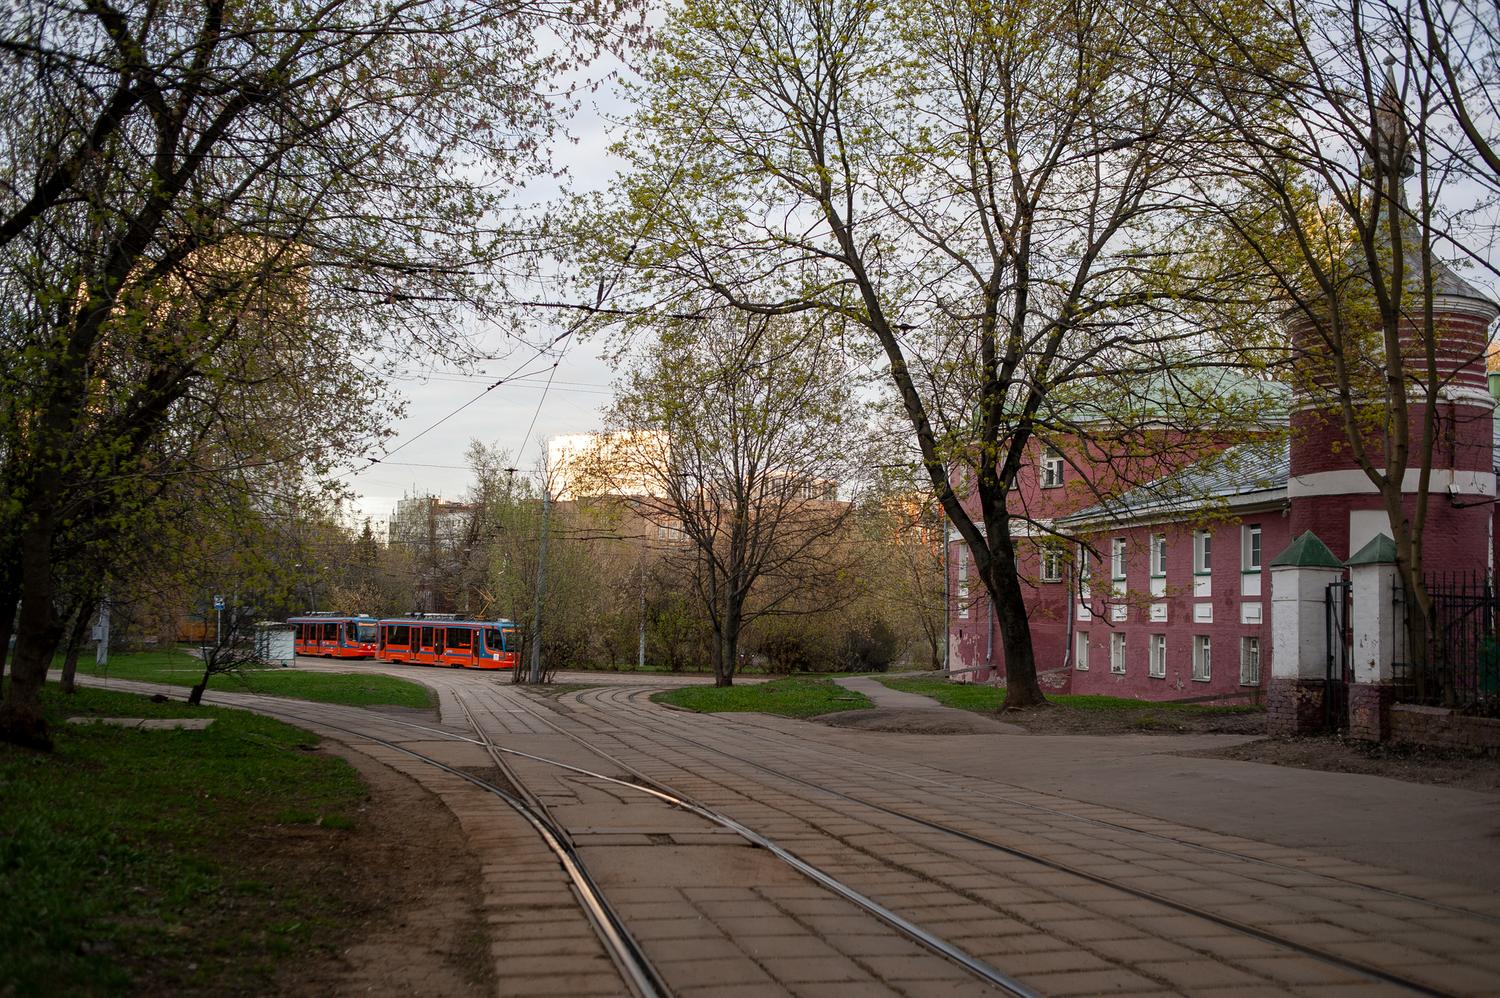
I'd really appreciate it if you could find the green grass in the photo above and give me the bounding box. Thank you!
[0,683,367,995]
[73,650,435,709]
[879,678,1264,715]
[652,677,873,718]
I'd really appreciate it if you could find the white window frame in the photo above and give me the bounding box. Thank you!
[1040,545,1063,583]
[1149,634,1166,678]
[1240,635,1261,685]
[1194,530,1213,575]
[1193,635,1212,681]
[1040,446,1065,488]
[1241,523,1262,574]
[1150,533,1167,577]
[1075,631,1090,671]
[1110,537,1127,581]
[1077,544,1092,599]
[1110,632,1126,674]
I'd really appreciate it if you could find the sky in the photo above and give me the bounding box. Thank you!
[338,58,635,532]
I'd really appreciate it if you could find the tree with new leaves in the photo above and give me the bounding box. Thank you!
[1162,0,1500,672]
[0,0,643,746]
[576,0,1284,706]
[582,316,866,686]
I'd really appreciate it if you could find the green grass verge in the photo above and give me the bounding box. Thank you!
[0,684,367,994]
[879,678,1264,715]
[652,677,873,718]
[73,650,435,709]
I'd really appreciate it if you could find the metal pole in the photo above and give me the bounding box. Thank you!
[942,519,950,672]
[528,478,551,684]
[638,561,646,670]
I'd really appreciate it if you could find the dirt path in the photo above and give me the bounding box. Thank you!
[276,743,494,998]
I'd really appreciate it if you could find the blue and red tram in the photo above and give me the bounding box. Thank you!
[376,617,519,670]
[288,614,379,659]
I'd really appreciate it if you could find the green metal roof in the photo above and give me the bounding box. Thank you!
[1269,531,1344,569]
[1345,533,1398,566]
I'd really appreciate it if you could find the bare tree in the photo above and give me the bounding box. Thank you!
[581,316,866,686]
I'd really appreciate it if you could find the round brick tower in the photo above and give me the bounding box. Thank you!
[1286,74,1499,569]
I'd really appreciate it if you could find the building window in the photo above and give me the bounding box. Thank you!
[1075,631,1089,670]
[1040,545,1063,583]
[1149,634,1166,678]
[1242,523,1262,573]
[1110,538,1127,581]
[1150,534,1167,577]
[1110,632,1126,673]
[1041,446,1064,488]
[957,546,969,618]
[1077,544,1092,599]
[1194,530,1213,575]
[1240,636,1261,685]
[1193,635,1212,681]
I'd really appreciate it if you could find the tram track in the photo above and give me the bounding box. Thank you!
[591,686,1500,925]
[497,684,1466,997]
[79,672,1487,995]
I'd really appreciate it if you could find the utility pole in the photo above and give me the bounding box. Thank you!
[638,559,646,670]
[528,474,551,684]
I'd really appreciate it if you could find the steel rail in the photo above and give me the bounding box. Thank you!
[626,688,1500,924]
[514,685,1458,998]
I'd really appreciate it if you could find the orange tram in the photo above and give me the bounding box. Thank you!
[289,614,379,658]
[376,616,519,671]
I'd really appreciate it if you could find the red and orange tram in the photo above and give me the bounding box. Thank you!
[376,616,519,670]
[288,613,379,659]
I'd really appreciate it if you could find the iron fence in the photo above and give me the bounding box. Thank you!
[1393,572,1500,717]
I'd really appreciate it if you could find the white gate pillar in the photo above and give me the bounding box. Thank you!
[1345,534,1402,741]
[1268,531,1345,734]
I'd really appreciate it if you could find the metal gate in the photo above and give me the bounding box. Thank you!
[1324,579,1351,730]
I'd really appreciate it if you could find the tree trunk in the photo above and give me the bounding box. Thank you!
[984,532,1047,710]
[0,583,17,687]
[188,676,208,706]
[0,516,64,749]
[60,596,94,694]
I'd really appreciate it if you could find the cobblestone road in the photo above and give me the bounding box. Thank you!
[88,665,1500,997]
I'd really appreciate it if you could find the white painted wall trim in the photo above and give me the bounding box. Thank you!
[1288,468,1496,498]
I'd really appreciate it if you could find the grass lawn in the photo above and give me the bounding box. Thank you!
[0,683,369,994]
[73,650,435,709]
[653,677,873,718]
[880,677,1264,734]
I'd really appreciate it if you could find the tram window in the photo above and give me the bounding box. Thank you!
[323,622,337,640]
[486,628,503,653]
[447,627,472,649]
[421,626,434,649]
[501,627,516,650]
[355,621,377,643]
[390,625,410,646]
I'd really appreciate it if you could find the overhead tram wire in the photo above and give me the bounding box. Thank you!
[341,40,755,484]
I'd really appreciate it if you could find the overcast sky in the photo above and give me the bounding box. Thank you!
[340,60,634,531]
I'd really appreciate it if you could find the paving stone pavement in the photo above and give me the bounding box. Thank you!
[76,667,1500,997]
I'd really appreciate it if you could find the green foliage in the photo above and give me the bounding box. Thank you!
[652,677,873,718]
[73,651,434,709]
[0,685,365,994]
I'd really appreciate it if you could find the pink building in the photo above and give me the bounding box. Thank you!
[947,283,1499,704]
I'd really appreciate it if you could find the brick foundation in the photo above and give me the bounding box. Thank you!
[1390,704,1500,754]
[1347,683,1395,742]
[1267,678,1329,735]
